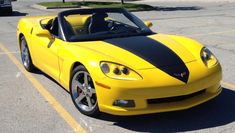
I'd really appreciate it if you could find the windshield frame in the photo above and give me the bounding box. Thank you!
[58,8,154,42]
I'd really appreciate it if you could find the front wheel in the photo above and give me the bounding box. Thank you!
[20,36,36,72]
[70,65,100,116]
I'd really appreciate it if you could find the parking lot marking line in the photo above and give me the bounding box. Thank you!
[0,43,86,133]
[190,30,235,37]
[16,72,21,78]
[0,51,20,55]
[221,81,235,90]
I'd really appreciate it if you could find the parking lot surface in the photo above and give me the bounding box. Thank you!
[0,0,235,132]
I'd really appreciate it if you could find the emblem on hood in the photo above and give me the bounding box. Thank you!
[173,72,187,78]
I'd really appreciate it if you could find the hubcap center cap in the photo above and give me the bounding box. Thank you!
[82,84,90,94]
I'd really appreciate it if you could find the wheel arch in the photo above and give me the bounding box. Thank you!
[68,61,98,89]
[18,33,24,49]
[70,61,84,78]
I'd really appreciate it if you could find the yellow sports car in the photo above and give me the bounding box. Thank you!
[17,8,222,116]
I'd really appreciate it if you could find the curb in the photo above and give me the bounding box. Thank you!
[31,4,47,10]
[31,4,155,12]
[31,4,87,10]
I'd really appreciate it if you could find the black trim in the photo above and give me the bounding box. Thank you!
[147,89,206,104]
[105,36,189,83]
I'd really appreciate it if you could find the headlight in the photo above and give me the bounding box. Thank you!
[200,47,218,68]
[100,62,142,80]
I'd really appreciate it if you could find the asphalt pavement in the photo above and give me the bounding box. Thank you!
[0,0,235,133]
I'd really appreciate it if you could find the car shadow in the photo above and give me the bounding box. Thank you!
[154,6,203,11]
[97,88,235,132]
[12,11,28,16]
[32,69,70,93]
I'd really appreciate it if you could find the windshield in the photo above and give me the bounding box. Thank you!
[59,8,153,42]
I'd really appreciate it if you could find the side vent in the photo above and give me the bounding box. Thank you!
[30,28,33,34]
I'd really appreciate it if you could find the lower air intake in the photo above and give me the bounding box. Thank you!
[147,89,206,104]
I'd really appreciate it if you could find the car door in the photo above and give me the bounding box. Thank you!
[31,18,61,81]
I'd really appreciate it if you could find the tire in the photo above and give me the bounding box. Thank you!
[20,36,36,72]
[70,65,100,117]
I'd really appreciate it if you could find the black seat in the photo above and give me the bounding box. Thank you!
[88,13,109,34]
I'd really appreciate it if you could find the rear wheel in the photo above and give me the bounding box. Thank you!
[20,36,36,72]
[70,65,100,116]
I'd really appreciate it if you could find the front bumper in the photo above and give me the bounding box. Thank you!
[94,61,222,116]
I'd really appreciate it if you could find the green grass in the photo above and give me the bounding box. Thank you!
[38,1,155,11]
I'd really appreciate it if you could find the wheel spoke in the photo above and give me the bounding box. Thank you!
[86,96,92,108]
[21,43,29,67]
[24,55,29,67]
[25,54,29,62]
[75,80,84,91]
[75,93,86,104]
[26,57,30,65]
[90,88,96,94]
[22,54,25,61]
[21,48,25,60]
[84,73,88,85]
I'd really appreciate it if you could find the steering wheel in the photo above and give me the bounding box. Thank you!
[108,21,119,31]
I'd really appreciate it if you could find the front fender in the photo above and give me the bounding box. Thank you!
[166,34,204,60]
[58,43,111,91]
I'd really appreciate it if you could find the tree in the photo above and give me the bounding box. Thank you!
[121,0,124,4]
[62,0,65,3]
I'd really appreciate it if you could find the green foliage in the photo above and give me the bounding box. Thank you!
[38,1,155,11]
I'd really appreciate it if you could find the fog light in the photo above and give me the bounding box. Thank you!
[121,67,129,75]
[113,100,135,107]
[113,67,121,75]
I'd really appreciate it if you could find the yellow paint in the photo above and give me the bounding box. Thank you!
[17,15,222,116]
[144,21,153,28]
[0,43,86,133]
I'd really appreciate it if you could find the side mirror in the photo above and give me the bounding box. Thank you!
[34,27,53,40]
[144,21,153,28]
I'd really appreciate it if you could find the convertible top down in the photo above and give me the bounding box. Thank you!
[17,8,222,116]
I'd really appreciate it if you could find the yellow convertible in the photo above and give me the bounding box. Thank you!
[17,8,222,116]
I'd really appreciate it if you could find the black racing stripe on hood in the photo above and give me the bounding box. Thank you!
[104,36,189,83]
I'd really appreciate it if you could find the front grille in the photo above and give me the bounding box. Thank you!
[147,89,206,104]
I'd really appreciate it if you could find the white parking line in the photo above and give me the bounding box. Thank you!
[16,72,21,78]
[0,51,20,55]
[0,43,86,133]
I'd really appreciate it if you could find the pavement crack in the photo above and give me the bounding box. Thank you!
[210,44,235,54]
[142,13,227,21]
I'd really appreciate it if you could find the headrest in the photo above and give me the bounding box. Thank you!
[92,13,108,19]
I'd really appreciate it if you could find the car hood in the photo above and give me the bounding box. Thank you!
[80,34,197,83]
[80,34,196,70]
